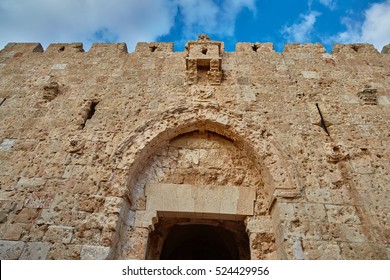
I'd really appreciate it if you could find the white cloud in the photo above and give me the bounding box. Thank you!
[328,17,361,44]
[360,0,390,50]
[308,0,336,10]
[0,0,255,51]
[330,0,390,51]
[175,0,255,38]
[175,0,220,35]
[282,11,321,43]
[318,0,336,10]
[0,0,177,50]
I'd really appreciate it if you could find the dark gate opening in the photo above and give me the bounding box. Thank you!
[146,218,250,260]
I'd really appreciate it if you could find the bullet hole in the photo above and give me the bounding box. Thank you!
[58,46,65,52]
[149,46,158,52]
[252,44,259,52]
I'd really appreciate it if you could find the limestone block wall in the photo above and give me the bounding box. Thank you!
[0,38,389,259]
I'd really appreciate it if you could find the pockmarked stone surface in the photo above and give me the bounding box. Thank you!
[0,36,389,259]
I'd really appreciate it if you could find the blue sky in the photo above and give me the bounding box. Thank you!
[0,0,389,52]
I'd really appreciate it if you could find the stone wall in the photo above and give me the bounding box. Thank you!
[0,37,389,259]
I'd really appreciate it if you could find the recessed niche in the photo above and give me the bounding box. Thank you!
[81,101,99,129]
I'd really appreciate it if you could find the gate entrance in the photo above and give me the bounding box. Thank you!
[117,130,279,260]
[146,218,250,260]
[161,224,238,259]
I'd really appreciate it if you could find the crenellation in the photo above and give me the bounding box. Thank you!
[382,44,390,54]
[332,43,380,55]
[45,43,84,54]
[283,42,326,54]
[0,43,43,56]
[88,42,128,56]
[235,42,275,53]
[1,42,389,59]
[135,42,174,53]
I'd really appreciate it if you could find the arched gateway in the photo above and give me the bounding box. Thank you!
[110,104,301,260]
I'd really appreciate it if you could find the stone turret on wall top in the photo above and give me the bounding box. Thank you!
[185,34,223,85]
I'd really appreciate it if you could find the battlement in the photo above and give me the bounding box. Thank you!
[45,43,85,54]
[135,42,174,53]
[332,43,380,54]
[284,42,326,53]
[236,42,274,53]
[1,41,389,57]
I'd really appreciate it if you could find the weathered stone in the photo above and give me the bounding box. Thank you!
[16,177,46,188]
[73,225,101,245]
[0,139,15,151]
[120,227,149,260]
[249,232,276,260]
[42,81,60,101]
[0,240,25,259]
[2,223,30,240]
[19,242,50,259]
[43,225,73,244]
[80,245,111,260]
[302,71,319,79]
[339,242,388,260]
[47,244,82,260]
[302,241,342,259]
[85,213,119,231]
[246,216,273,233]
[76,196,105,213]
[0,211,7,223]
[325,205,361,224]
[381,44,390,54]
[104,197,123,214]
[13,208,40,223]
[305,188,332,204]
[51,64,67,70]
[24,191,55,208]
[339,224,369,242]
[0,37,389,260]
[0,200,17,213]
[21,224,48,242]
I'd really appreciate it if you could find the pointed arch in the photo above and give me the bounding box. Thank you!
[110,104,303,259]
[112,103,302,208]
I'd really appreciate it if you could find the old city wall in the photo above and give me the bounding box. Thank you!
[0,38,389,259]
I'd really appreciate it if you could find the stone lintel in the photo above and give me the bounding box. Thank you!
[136,183,256,229]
